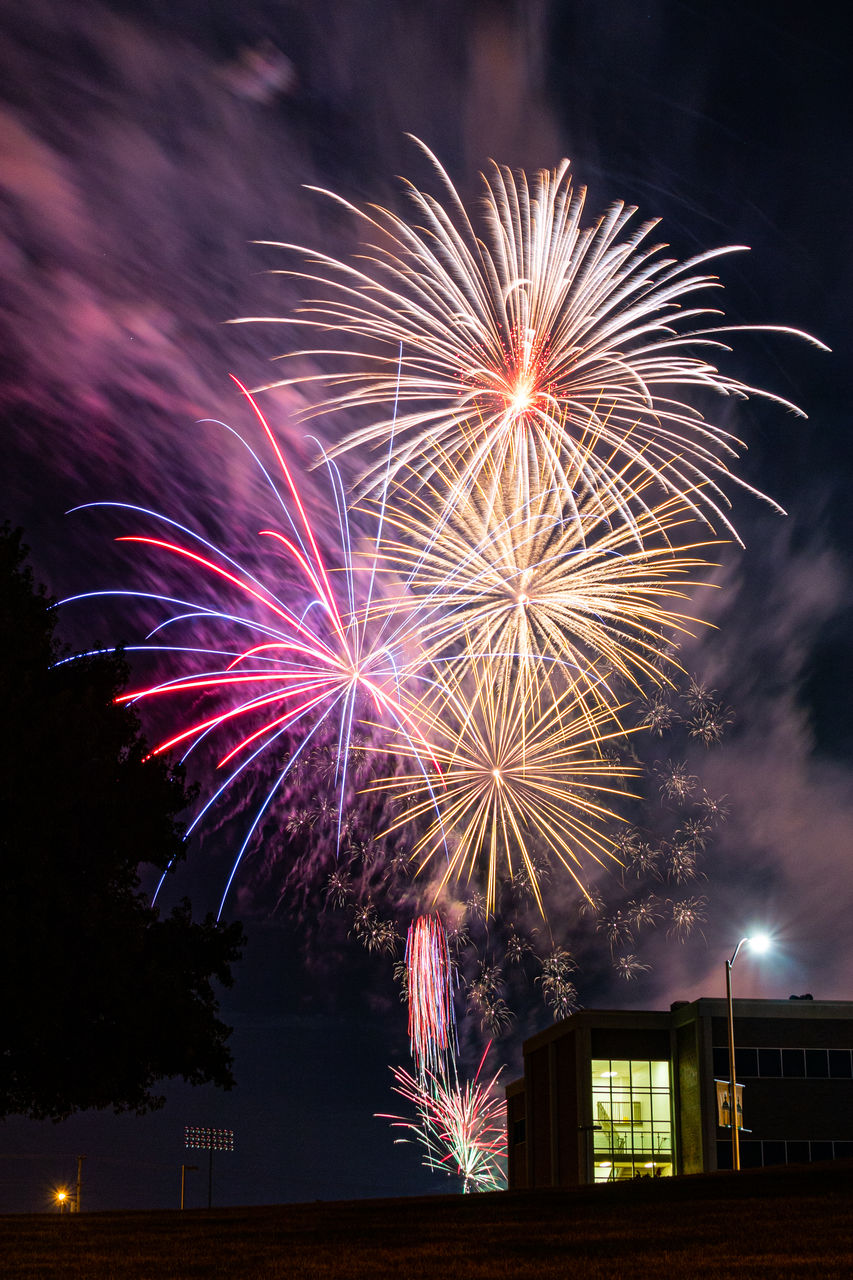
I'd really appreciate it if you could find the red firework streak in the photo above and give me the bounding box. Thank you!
[406,914,458,1077]
[99,378,440,917]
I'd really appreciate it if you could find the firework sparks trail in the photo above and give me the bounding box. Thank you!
[577,884,605,918]
[379,1046,507,1193]
[371,653,640,915]
[668,895,709,941]
[597,910,634,953]
[64,381,439,918]
[656,759,699,803]
[699,792,731,823]
[504,926,533,966]
[406,913,458,1076]
[350,902,400,955]
[240,139,826,544]
[466,963,513,1036]
[638,692,679,737]
[614,953,652,981]
[536,948,579,1021]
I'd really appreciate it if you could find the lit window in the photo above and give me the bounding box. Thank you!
[591,1058,674,1182]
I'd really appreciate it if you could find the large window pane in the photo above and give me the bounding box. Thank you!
[651,1091,672,1123]
[741,1141,763,1168]
[806,1050,829,1079]
[632,1061,651,1088]
[650,1061,670,1090]
[781,1049,805,1078]
[758,1048,782,1077]
[735,1047,758,1077]
[828,1050,852,1079]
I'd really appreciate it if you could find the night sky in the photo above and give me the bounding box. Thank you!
[2,0,852,1212]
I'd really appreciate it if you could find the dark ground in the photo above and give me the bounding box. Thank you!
[2,1161,852,1279]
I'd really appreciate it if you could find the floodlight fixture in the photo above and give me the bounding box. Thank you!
[184,1125,235,1152]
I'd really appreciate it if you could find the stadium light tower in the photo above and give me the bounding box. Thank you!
[184,1126,235,1209]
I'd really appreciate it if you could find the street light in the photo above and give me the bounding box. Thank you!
[725,932,772,1171]
[54,1188,70,1214]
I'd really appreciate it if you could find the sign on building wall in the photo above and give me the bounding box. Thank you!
[715,1080,744,1128]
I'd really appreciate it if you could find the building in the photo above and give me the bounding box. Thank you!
[506,997,853,1188]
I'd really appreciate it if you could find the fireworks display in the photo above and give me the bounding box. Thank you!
[75,145,796,944]
[245,140,825,544]
[73,137,818,1196]
[3,0,845,1220]
[247,143,801,1187]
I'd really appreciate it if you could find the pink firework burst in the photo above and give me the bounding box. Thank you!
[66,380,438,917]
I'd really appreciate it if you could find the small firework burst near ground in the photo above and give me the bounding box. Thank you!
[379,1046,507,1193]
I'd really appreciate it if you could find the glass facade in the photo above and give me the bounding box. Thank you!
[591,1059,674,1182]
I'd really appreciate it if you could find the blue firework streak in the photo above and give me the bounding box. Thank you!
[63,379,441,918]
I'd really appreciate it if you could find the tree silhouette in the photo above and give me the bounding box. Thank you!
[0,524,244,1120]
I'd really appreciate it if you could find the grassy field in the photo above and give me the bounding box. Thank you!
[2,1161,852,1279]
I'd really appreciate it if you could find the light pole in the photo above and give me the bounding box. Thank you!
[180,1163,198,1210]
[725,933,771,1171]
[75,1155,86,1214]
